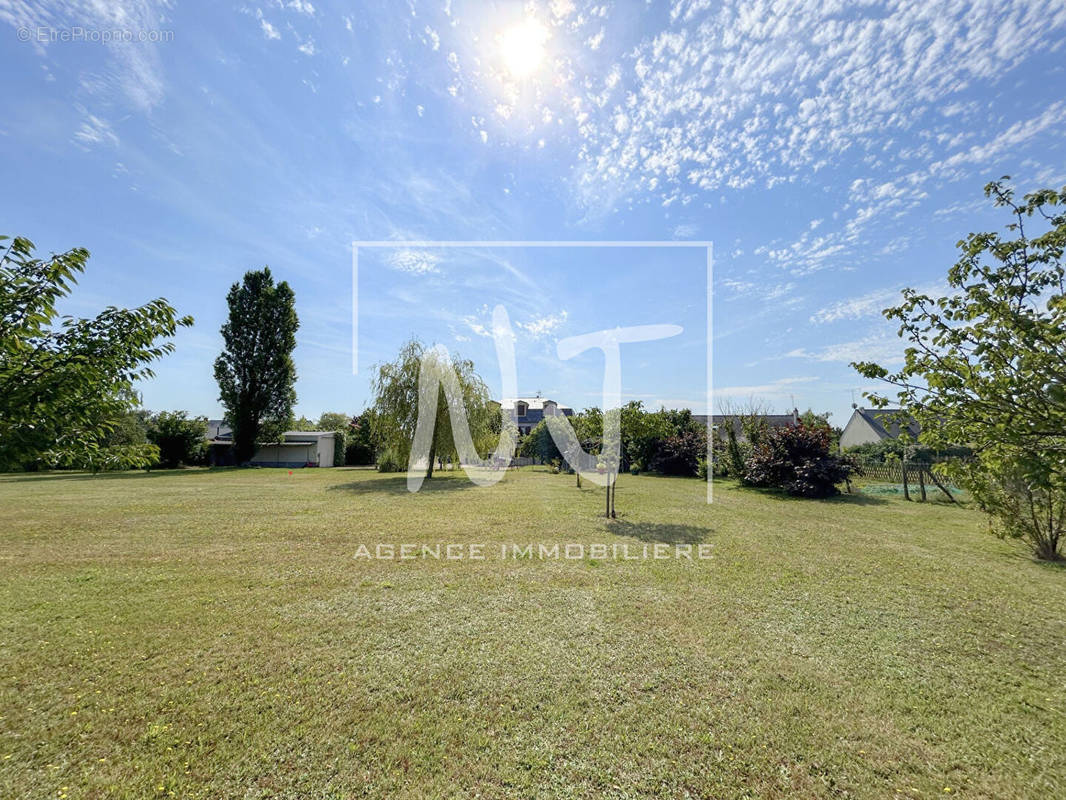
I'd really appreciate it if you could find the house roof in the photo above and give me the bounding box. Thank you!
[501,397,554,411]
[501,397,572,413]
[854,408,920,439]
[205,425,334,444]
[692,413,797,430]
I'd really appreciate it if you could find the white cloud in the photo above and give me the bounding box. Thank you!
[73,112,119,148]
[785,335,905,365]
[932,102,1066,180]
[517,311,569,339]
[810,282,945,323]
[387,249,441,275]
[424,25,440,51]
[461,309,491,338]
[550,0,576,20]
[444,0,1066,220]
[719,276,797,305]
[257,9,281,40]
[281,0,315,15]
[715,376,818,399]
[810,288,901,324]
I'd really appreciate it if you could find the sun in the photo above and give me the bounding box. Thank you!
[499,19,549,79]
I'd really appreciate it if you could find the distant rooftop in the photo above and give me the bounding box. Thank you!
[500,397,573,412]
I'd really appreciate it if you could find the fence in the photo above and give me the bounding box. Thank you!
[851,457,963,503]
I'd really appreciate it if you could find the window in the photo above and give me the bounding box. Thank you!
[516,401,528,417]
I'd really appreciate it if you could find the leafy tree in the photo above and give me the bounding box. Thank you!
[345,410,376,465]
[370,339,496,480]
[798,409,831,431]
[855,179,1066,559]
[146,411,207,468]
[317,412,352,431]
[744,424,857,498]
[569,407,603,453]
[0,235,190,471]
[98,391,150,450]
[519,419,562,463]
[620,401,673,471]
[213,267,298,464]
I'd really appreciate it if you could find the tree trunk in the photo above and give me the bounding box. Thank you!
[426,438,436,480]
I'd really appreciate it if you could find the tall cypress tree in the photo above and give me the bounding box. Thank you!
[214,267,298,464]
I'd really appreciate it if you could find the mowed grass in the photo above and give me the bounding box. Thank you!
[1,467,1064,799]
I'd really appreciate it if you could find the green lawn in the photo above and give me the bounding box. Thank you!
[1,467,1064,799]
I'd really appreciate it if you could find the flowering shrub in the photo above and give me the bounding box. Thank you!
[743,424,857,498]
[650,430,705,476]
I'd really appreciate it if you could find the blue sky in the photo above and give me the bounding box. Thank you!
[2,0,1065,426]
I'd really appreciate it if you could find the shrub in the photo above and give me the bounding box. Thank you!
[744,424,856,498]
[649,430,705,476]
[520,420,562,463]
[376,446,404,473]
[345,411,376,465]
[724,423,747,477]
[146,411,207,468]
[331,431,346,467]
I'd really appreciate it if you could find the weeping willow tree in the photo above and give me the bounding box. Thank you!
[370,339,498,479]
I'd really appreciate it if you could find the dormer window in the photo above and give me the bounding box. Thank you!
[516,401,528,417]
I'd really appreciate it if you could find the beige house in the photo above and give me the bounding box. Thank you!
[839,407,920,450]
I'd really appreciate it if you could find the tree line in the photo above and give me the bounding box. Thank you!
[4,178,1065,559]
[0,246,302,472]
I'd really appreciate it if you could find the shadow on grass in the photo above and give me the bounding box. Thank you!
[992,541,1066,571]
[738,485,890,506]
[825,492,891,506]
[0,467,233,483]
[606,518,711,544]
[327,474,478,495]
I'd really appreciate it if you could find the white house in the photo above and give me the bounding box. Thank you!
[839,407,920,450]
[206,421,336,467]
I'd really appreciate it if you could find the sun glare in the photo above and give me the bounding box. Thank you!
[500,19,548,79]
